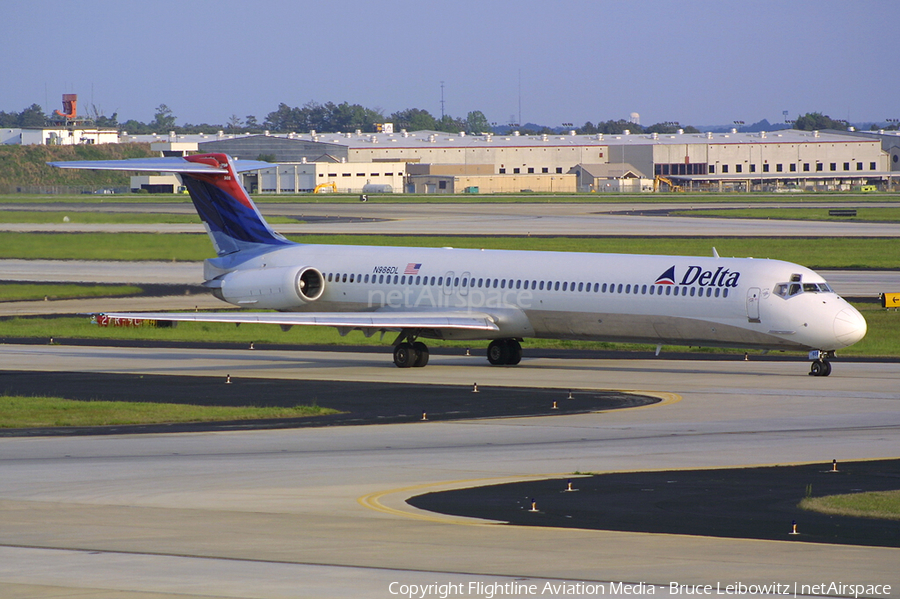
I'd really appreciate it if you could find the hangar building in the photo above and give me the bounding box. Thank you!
[186,127,893,194]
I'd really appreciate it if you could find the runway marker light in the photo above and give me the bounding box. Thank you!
[790,520,799,535]
[473,382,479,393]
[465,347,470,356]
[552,400,558,410]
[744,352,749,361]
[529,498,538,512]
[225,374,231,384]
[566,480,575,492]
[249,342,254,350]
[831,459,838,472]
[567,390,574,400]
[421,411,427,421]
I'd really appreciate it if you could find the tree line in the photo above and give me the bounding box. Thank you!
[2,102,895,135]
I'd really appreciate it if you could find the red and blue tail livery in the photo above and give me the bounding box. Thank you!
[49,153,292,256]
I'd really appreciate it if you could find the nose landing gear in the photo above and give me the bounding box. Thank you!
[808,350,835,377]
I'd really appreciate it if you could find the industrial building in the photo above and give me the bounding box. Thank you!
[188,127,894,193]
[6,120,898,194]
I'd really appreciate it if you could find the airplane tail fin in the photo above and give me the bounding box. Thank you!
[49,153,294,257]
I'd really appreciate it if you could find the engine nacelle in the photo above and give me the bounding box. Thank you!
[216,266,324,310]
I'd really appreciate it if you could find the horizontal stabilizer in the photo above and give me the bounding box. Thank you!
[48,157,274,174]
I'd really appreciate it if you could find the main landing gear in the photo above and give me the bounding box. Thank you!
[392,333,525,368]
[393,340,429,368]
[487,338,523,366]
[808,350,834,377]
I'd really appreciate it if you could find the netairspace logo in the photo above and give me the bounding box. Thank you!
[369,287,534,310]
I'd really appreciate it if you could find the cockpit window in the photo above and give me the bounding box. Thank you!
[775,281,833,298]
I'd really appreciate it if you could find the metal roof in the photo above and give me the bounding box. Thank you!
[122,128,878,150]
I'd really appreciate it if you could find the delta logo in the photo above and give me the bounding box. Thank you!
[656,265,741,287]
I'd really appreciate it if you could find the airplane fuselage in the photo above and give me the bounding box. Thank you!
[206,243,866,354]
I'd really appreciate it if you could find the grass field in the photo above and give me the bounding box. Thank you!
[673,207,900,222]
[3,191,900,205]
[0,210,298,225]
[800,490,900,521]
[1,231,899,269]
[0,395,339,428]
[0,283,143,302]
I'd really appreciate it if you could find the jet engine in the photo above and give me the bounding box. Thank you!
[214,266,324,310]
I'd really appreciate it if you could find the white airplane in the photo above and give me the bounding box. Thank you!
[50,153,867,376]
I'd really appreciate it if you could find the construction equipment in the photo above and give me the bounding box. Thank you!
[654,175,684,193]
[313,182,337,194]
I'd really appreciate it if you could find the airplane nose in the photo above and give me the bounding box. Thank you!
[834,307,867,347]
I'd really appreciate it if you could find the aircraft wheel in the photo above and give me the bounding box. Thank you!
[506,339,522,365]
[487,339,509,365]
[393,342,417,368]
[809,359,830,377]
[412,342,429,367]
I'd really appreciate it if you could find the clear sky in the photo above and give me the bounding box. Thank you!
[5,0,898,129]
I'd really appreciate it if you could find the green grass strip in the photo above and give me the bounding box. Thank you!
[0,284,142,302]
[4,192,900,205]
[800,490,900,521]
[0,395,340,428]
[1,232,898,269]
[0,210,297,225]
[672,207,900,222]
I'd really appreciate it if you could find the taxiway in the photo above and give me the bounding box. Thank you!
[0,345,898,597]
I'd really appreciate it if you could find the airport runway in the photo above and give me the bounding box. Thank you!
[0,345,898,598]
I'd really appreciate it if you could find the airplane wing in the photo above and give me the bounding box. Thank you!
[96,310,501,333]
[48,157,274,174]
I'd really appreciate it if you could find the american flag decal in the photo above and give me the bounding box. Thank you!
[404,263,422,275]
